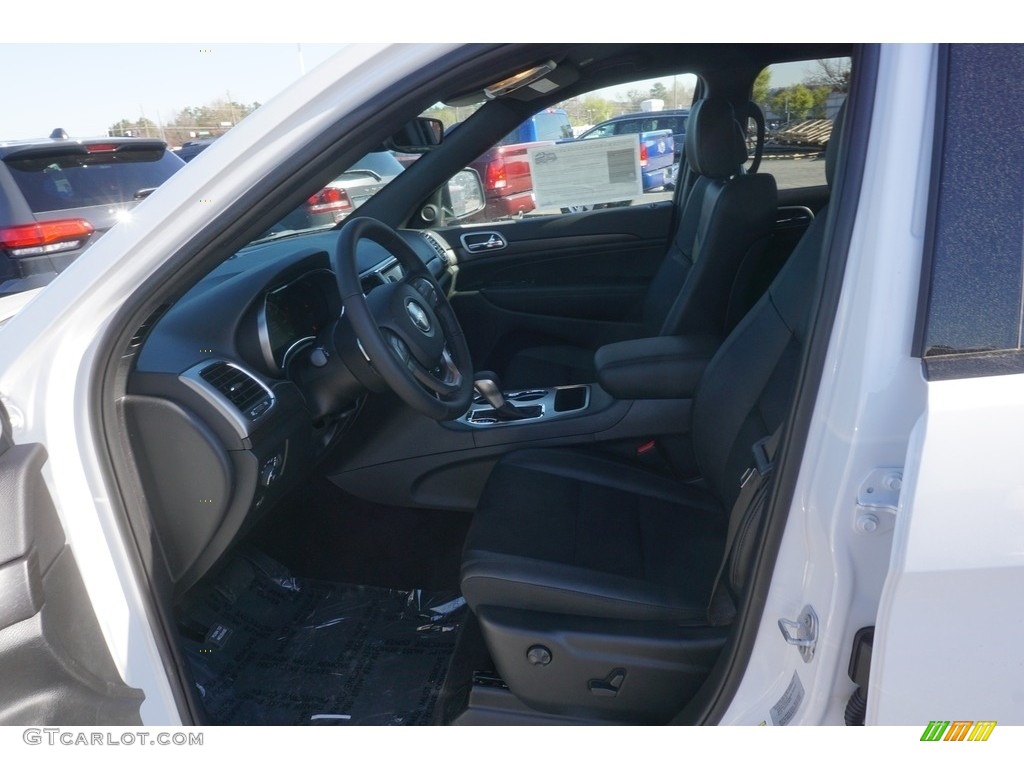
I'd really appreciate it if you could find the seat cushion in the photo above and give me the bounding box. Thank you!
[461,449,726,623]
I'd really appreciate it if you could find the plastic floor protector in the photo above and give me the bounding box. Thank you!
[179,550,466,725]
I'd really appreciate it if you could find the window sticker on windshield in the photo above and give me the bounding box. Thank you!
[769,671,805,726]
[528,135,642,209]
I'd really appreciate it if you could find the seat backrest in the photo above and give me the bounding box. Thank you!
[692,100,846,514]
[642,98,778,339]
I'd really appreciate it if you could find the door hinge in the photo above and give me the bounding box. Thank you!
[855,467,903,535]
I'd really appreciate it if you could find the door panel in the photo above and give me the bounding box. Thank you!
[0,432,144,725]
[441,202,674,370]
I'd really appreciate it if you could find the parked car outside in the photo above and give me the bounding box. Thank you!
[577,108,690,162]
[575,127,675,191]
[180,136,407,233]
[0,132,185,296]
[174,138,218,162]
[3,44,1024,745]
[465,108,573,220]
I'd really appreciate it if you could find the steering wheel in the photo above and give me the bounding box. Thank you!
[332,216,473,420]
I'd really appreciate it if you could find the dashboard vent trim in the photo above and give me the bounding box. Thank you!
[420,231,450,266]
[199,362,273,417]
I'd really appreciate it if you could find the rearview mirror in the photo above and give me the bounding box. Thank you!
[386,117,444,153]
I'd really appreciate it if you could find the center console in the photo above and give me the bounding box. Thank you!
[326,335,720,512]
[461,384,591,427]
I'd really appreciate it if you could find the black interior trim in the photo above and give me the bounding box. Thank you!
[93,44,511,726]
[911,45,949,363]
[679,43,880,725]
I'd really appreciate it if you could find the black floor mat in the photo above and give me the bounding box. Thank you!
[248,478,472,592]
[179,550,466,725]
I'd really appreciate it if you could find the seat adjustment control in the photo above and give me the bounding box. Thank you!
[588,668,626,696]
[527,645,552,666]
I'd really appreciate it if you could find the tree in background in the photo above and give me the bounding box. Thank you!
[806,58,851,93]
[109,98,261,147]
[768,84,815,122]
[649,82,668,101]
[165,99,260,147]
[579,96,615,124]
[108,117,160,138]
[752,68,771,105]
[623,88,646,112]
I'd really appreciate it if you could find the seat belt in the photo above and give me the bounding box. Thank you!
[746,101,767,175]
[707,425,782,626]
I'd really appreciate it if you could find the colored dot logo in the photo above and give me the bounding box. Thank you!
[200,348,213,353]
[199,199,213,203]
[199,49,213,53]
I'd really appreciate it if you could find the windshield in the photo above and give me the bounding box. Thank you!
[251,150,411,244]
[244,103,486,247]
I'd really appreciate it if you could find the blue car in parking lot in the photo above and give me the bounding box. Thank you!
[576,125,676,191]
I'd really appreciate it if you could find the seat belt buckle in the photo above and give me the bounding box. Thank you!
[751,434,775,476]
[740,435,775,489]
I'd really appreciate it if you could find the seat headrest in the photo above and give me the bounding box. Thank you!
[684,98,748,180]
[825,99,846,189]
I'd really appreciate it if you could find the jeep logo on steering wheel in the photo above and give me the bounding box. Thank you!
[405,298,431,334]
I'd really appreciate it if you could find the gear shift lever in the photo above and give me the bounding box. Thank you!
[473,370,537,421]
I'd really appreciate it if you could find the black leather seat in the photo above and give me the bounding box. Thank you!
[461,103,846,722]
[502,98,779,387]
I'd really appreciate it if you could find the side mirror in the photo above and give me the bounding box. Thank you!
[446,168,485,220]
[386,117,444,153]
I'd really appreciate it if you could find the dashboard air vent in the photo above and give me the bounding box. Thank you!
[421,231,450,266]
[199,362,272,419]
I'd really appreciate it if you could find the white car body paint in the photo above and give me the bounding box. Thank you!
[720,44,939,724]
[0,43,459,724]
[872,373,1024,722]
[2,41,1019,727]
[0,288,43,328]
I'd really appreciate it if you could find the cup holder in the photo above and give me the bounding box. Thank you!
[508,390,547,402]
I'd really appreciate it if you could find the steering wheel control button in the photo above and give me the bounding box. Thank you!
[259,454,284,488]
[526,645,552,666]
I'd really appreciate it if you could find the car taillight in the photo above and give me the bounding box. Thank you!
[639,141,648,168]
[305,186,353,220]
[484,159,507,191]
[0,219,95,257]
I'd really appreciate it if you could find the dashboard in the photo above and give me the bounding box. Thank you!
[125,225,456,595]
[260,269,337,374]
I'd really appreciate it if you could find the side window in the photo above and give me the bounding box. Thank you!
[581,123,617,140]
[452,72,696,225]
[752,56,851,190]
[915,44,1024,380]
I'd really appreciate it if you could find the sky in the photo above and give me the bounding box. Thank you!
[0,44,347,141]
[0,5,1004,143]
[0,43,827,143]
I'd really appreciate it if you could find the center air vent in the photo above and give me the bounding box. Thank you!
[199,362,273,419]
[421,231,451,266]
